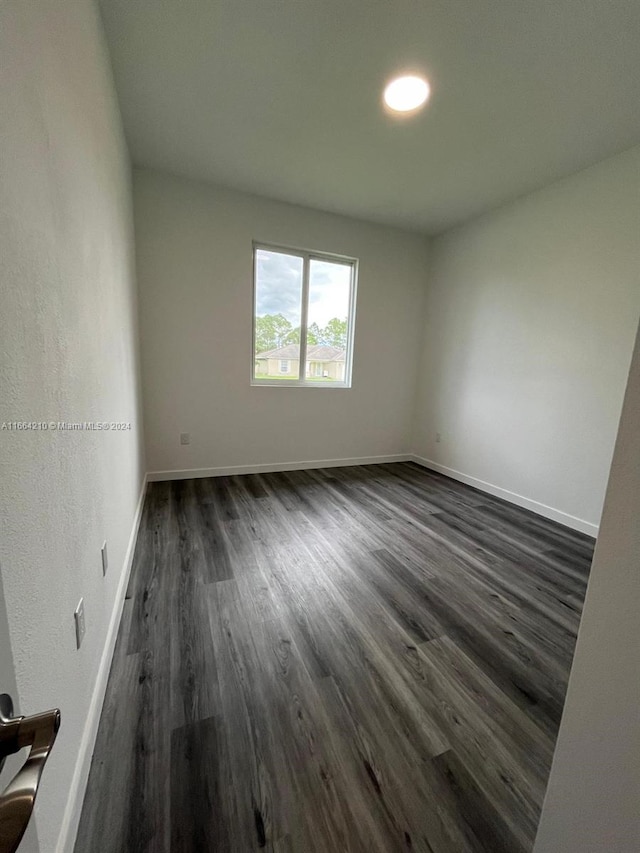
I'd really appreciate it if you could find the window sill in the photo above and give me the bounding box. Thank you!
[251,380,352,389]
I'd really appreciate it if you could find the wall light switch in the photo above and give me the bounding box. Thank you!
[101,541,108,576]
[180,432,191,445]
[74,598,86,649]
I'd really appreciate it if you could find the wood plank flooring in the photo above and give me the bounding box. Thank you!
[74,463,593,853]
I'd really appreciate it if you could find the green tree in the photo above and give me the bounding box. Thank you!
[306,322,321,346]
[321,317,348,348]
[255,313,294,353]
[255,314,348,353]
[283,326,301,346]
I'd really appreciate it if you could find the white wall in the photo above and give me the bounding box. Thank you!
[533,320,640,853]
[134,169,428,474]
[412,146,640,534]
[0,1,144,851]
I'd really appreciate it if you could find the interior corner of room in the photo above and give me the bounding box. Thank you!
[1,0,639,852]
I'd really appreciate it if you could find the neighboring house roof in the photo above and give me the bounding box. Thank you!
[256,344,345,362]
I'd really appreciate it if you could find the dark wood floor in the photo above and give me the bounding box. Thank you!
[75,463,594,853]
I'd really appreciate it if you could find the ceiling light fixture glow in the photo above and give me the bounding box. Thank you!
[383,75,430,113]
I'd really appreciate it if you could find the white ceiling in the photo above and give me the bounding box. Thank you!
[99,0,640,234]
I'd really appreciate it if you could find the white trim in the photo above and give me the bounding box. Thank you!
[56,474,148,853]
[409,455,598,537]
[250,379,351,388]
[147,454,411,482]
[299,253,310,381]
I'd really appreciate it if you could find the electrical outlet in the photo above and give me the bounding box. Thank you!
[74,598,86,649]
[435,432,442,443]
[101,541,108,576]
[180,432,191,445]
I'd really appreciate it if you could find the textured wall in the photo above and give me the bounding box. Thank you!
[134,168,428,474]
[412,146,640,532]
[0,1,144,850]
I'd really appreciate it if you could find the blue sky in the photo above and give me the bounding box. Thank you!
[256,249,350,327]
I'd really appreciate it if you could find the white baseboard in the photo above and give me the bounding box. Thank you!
[409,455,598,537]
[56,474,148,853]
[148,452,598,535]
[147,454,411,482]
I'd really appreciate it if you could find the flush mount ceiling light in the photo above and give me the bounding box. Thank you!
[383,75,430,113]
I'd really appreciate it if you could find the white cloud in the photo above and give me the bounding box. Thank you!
[256,250,350,327]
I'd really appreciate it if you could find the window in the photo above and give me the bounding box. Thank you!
[252,243,357,387]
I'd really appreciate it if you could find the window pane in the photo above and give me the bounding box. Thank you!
[306,259,351,383]
[254,249,303,380]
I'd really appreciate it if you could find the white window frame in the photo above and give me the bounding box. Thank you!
[251,242,358,388]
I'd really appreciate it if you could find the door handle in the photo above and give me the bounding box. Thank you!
[0,694,60,853]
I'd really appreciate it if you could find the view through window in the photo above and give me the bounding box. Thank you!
[253,245,357,386]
